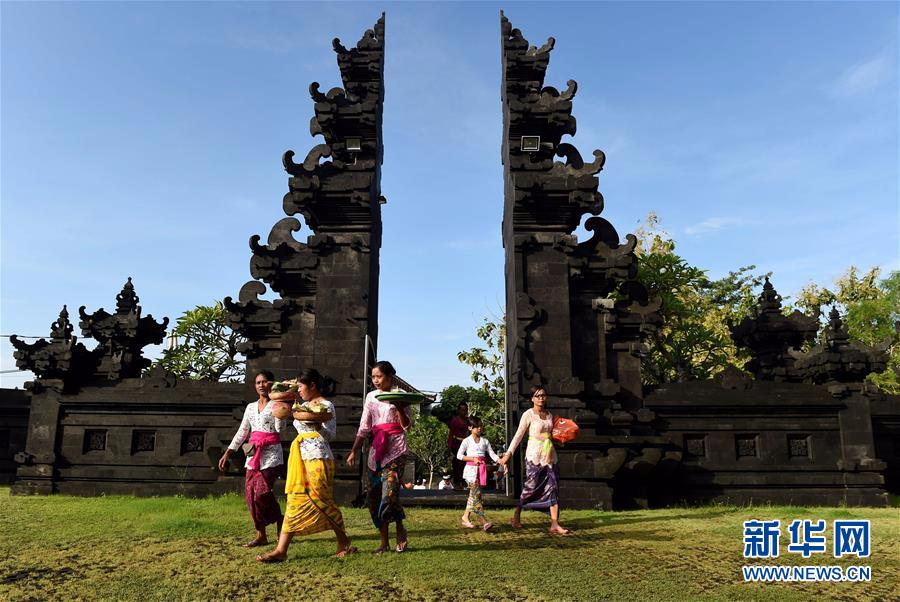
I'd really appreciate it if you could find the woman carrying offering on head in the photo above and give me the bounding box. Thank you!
[498,386,570,535]
[218,370,287,548]
[346,361,412,553]
[256,368,356,562]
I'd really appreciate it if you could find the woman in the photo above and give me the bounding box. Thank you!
[498,386,569,535]
[218,370,287,547]
[256,368,356,562]
[346,361,411,553]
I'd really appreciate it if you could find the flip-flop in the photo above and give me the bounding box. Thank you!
[395,539,408,553]
[483,522,494,532]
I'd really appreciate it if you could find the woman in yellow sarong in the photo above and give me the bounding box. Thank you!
[256,369,356,562]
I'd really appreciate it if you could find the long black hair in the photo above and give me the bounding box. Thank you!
[372,360,396,377]
[297,368,323,391]
[255,370,275,382]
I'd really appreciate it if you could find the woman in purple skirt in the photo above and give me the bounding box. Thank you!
[499,386,569,535]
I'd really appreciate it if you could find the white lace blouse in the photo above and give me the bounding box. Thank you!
[292,399,337,461]
[456,435,501,483]
[227,400,289,470]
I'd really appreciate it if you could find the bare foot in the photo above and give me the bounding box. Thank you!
[243,538,267,548]
[510,518,523,529]
[461,519,476,529]
[548,525,570,535]
[335,546,358,558]
[256,550,286,563]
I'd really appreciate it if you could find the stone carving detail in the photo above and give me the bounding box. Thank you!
[10,279,167,392]
[731,277,819,381]
[78,278,169,381]
[226,15,386,388]
[736,435,758,458]
[789,306,890,386]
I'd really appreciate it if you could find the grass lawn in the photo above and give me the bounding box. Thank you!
[0,487,897,601]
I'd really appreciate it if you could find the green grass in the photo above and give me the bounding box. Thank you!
[0,488,897,601]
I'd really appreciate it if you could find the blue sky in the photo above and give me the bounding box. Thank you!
[2,1,898,393]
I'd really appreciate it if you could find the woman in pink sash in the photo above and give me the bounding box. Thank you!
[346,361,412,553]
[218,370,287,547]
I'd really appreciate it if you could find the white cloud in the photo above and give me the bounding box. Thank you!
[683,217,751,236]
[831,55,891,97]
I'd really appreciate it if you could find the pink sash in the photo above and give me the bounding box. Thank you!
[466,460,488,487]
[372,422,405,463]
[247,431,281,471]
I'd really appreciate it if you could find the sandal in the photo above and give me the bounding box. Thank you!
[335,546,358,558]
[461,519,476,529]
[482,522,494,532]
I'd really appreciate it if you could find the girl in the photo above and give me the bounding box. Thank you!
[256,368,356,561]
[499,386,570,535]
[346,361,411,553]
[218,370,287,548]
[457,416,502,531]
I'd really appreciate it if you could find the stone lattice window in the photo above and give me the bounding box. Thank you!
[84,429,107,452]
[684,435,707,458]
[181,430,205,454]
[788,435,810,458]
[735,435,758,458]
[132,430,156,453]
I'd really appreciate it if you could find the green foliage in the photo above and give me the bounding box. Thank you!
[406,413,450,488]
[634,213,767,384]
[152,301,245,382]
[456,317,505,400]
[452,318,507,447]
[433,384,506,449]
[796,267,900,393]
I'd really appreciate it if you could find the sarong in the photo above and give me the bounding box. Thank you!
[518,460,559,511]
[282,435,345,536]
[466,481,486,519]
[245,466,282,530]
[367,455,406,528]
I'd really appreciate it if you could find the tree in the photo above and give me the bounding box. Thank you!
[433,384,506,449]
[633,213,767,384]
[795,267,900,393]
[406,413,450,488]
[455,318,507,447]
[152,301,245,382]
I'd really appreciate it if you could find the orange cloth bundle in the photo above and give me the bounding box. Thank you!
[551,416,579,444]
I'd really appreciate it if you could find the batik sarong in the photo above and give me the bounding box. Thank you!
[518,460,559,511]
[282,434,345,536]
[245,466,282,530]
[466,481,487,520]
[367,455,406,528]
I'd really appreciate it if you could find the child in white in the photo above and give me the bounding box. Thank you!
[456,416,502,531]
